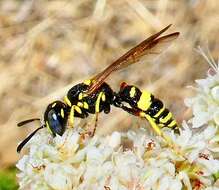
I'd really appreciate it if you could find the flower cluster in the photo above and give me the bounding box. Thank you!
[17,54,219,189]
[185,71,219,129]
[17,123,219,189]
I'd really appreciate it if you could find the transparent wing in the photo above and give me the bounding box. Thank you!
[86,24,179,95]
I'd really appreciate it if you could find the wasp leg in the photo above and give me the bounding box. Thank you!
[90,112,99,137]
[95,92,104,113]
[121,105,174,146]
[85,92,104,137]
[120,105,140,116]
[144,114,173,145]
[69,105,75,128]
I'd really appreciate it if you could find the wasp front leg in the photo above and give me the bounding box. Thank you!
[69,105,75,128]
[69,105,88,128]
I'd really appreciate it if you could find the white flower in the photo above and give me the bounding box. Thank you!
[44,163,75,190]
[17,124,219,189]
[185,66,219,129]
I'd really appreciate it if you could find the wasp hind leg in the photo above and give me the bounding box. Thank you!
[121,105,174,146]
[143,114,174,146]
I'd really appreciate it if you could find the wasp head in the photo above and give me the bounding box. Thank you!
[44,101,68,137]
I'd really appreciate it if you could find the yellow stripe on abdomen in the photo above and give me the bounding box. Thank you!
[168,120,177,128]
[159,112,173,123]
[137,90,152,111]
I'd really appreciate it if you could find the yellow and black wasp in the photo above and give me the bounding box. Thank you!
[17,24,179,153]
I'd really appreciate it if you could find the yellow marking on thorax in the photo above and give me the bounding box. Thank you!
[46,121,53,134]
[102,93,106,101]
[95,92,104,113]
[77,102,83,107]
[83,79,91,85]
[61,108,64,118]
[130,87,136,98]
[64,96,72,107]
[137,90,152,111]
[83,102,89,109]
[52,103,57,108]
[78,93,83,100]
[75,106,82,114]
[159,112,172,123]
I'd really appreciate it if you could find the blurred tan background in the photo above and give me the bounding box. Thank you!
[0,0,219,168]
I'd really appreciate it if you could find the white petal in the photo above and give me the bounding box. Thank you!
[211,86,219,101]
[178,171,192,190]
[213,111,219,126]
[108,132,121,148]
[157,176,170,190]
[44,163,73,190]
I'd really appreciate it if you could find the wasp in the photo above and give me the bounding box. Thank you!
[17,24,179,153]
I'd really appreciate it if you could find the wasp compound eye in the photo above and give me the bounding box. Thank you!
[44,101,68,137]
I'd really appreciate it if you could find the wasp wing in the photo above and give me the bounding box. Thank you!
[86,24,179,95]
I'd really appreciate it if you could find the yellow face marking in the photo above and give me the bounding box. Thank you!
[61,108,64,118]
[101,93,106,101]
[78,93,83,100]
[46,121,53,134]
[64,95,72,107]
[168,120,177,127]
[159,112,173,123]
[75,106,82,114]
[130,87,136,98]
[52,103,57,108]
[154,107,165,118]
[83,79,91,85]
[77,102,83,107]
[83,102,89,109]
[95,92,103,113]
[69,106,75,127]
[137,90,152,111]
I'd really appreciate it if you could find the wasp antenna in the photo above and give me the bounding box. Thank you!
[17,118,40,127]
[17,125,44,153]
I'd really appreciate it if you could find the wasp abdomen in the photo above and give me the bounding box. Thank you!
[117,83,178,132]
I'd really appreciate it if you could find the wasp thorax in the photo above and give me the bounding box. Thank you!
[44,101,68,136]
